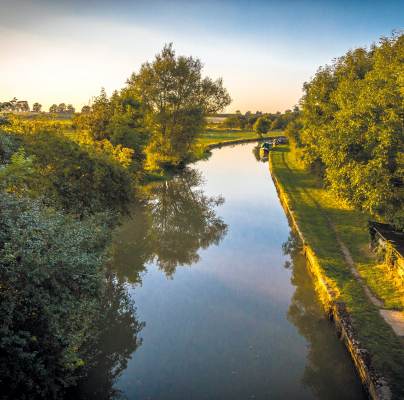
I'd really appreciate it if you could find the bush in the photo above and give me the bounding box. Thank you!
[11,132,134,215]
[0,193,111,398]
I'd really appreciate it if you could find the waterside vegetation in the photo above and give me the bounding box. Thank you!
[273,32,404,398]
[0,45,234,398]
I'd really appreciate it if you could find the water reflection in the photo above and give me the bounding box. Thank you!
[283,234,365,400]
[88,144,364,400]
[252,143,261,161]
[68,272,144,400]
[75,168,228,398]
[113,168,228,280]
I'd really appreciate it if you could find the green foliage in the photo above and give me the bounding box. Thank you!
[0,125,134,215]
[253,116,270,135]
[32,102,42,113]
[4,114,73,135]
[222,109,299,131]
[16,131,133,215]
[0,114,141,399]
[67,104,75,113]
[127,43,231,169]
[0,192,111,398]
[107,88,150,171]
[0,129,18,162]
[299,33,404,229]
[0,147,36,195]
[74,87,149,173]
[77,88,111,140]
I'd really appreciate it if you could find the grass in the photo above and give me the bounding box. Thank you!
[196,128,284,147]
[270,145,404,398]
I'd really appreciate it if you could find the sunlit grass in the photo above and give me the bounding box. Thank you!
[197,128,284,146]
[271,145,404,397]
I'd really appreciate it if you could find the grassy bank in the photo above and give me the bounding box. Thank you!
[270,146,404,398]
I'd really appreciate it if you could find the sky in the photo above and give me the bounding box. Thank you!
[1,0,403,113]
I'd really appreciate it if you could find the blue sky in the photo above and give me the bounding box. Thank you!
[1,0,403,112]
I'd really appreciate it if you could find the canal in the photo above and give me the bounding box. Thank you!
[101,143,366,399]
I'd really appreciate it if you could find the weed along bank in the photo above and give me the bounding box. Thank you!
[269,145,404,400]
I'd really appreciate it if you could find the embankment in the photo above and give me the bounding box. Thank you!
[268,148,397,400]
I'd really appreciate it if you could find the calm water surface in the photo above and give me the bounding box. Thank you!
[105,143,365,400]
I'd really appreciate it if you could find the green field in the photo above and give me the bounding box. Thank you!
[270,145,404,397]
[197,128,284,147]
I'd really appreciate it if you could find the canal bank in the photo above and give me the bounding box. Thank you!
[269,146,404,400]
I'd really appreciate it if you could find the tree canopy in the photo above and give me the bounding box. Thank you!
[296,33,404,229]
[127,44,231,169]
[253,116,270,135]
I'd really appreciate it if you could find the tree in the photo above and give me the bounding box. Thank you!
[67,104,75,113]
[299,33,404,229]
[81,105,91,113]
[10,97,17,111]
[82,88,112,140]
[49,104,58,113]
[15,100,29,112]
[223,115,241,128]
[127,43,231,169]
[107,87,149,171]
[253,116,270,135]
[57,103,67,113]
[32,102,42,112]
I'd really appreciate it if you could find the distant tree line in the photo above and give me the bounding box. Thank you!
[285,33,403,230]
[0,98,76,114]
[49,103,75,113]
[223,107,299,133]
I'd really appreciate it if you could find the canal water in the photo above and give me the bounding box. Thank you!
[104,143,365,399]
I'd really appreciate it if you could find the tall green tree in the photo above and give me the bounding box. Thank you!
[67,104,75,113]
[253,116,270,135]
[127,44,231,169]
[32,102,42,112]
[299,33,404,229]
[57,103,67,113]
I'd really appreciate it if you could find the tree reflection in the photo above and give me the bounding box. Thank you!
[252,143,267,163]
[252,144,261,161]
[282,233,364,400]
[68,272,144,400]
[111,203,152,284]
[112,168,228,280]
[147,169,227,276]
[80,168,227,398]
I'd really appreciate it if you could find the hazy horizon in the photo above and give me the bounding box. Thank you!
[1,0,403,113]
